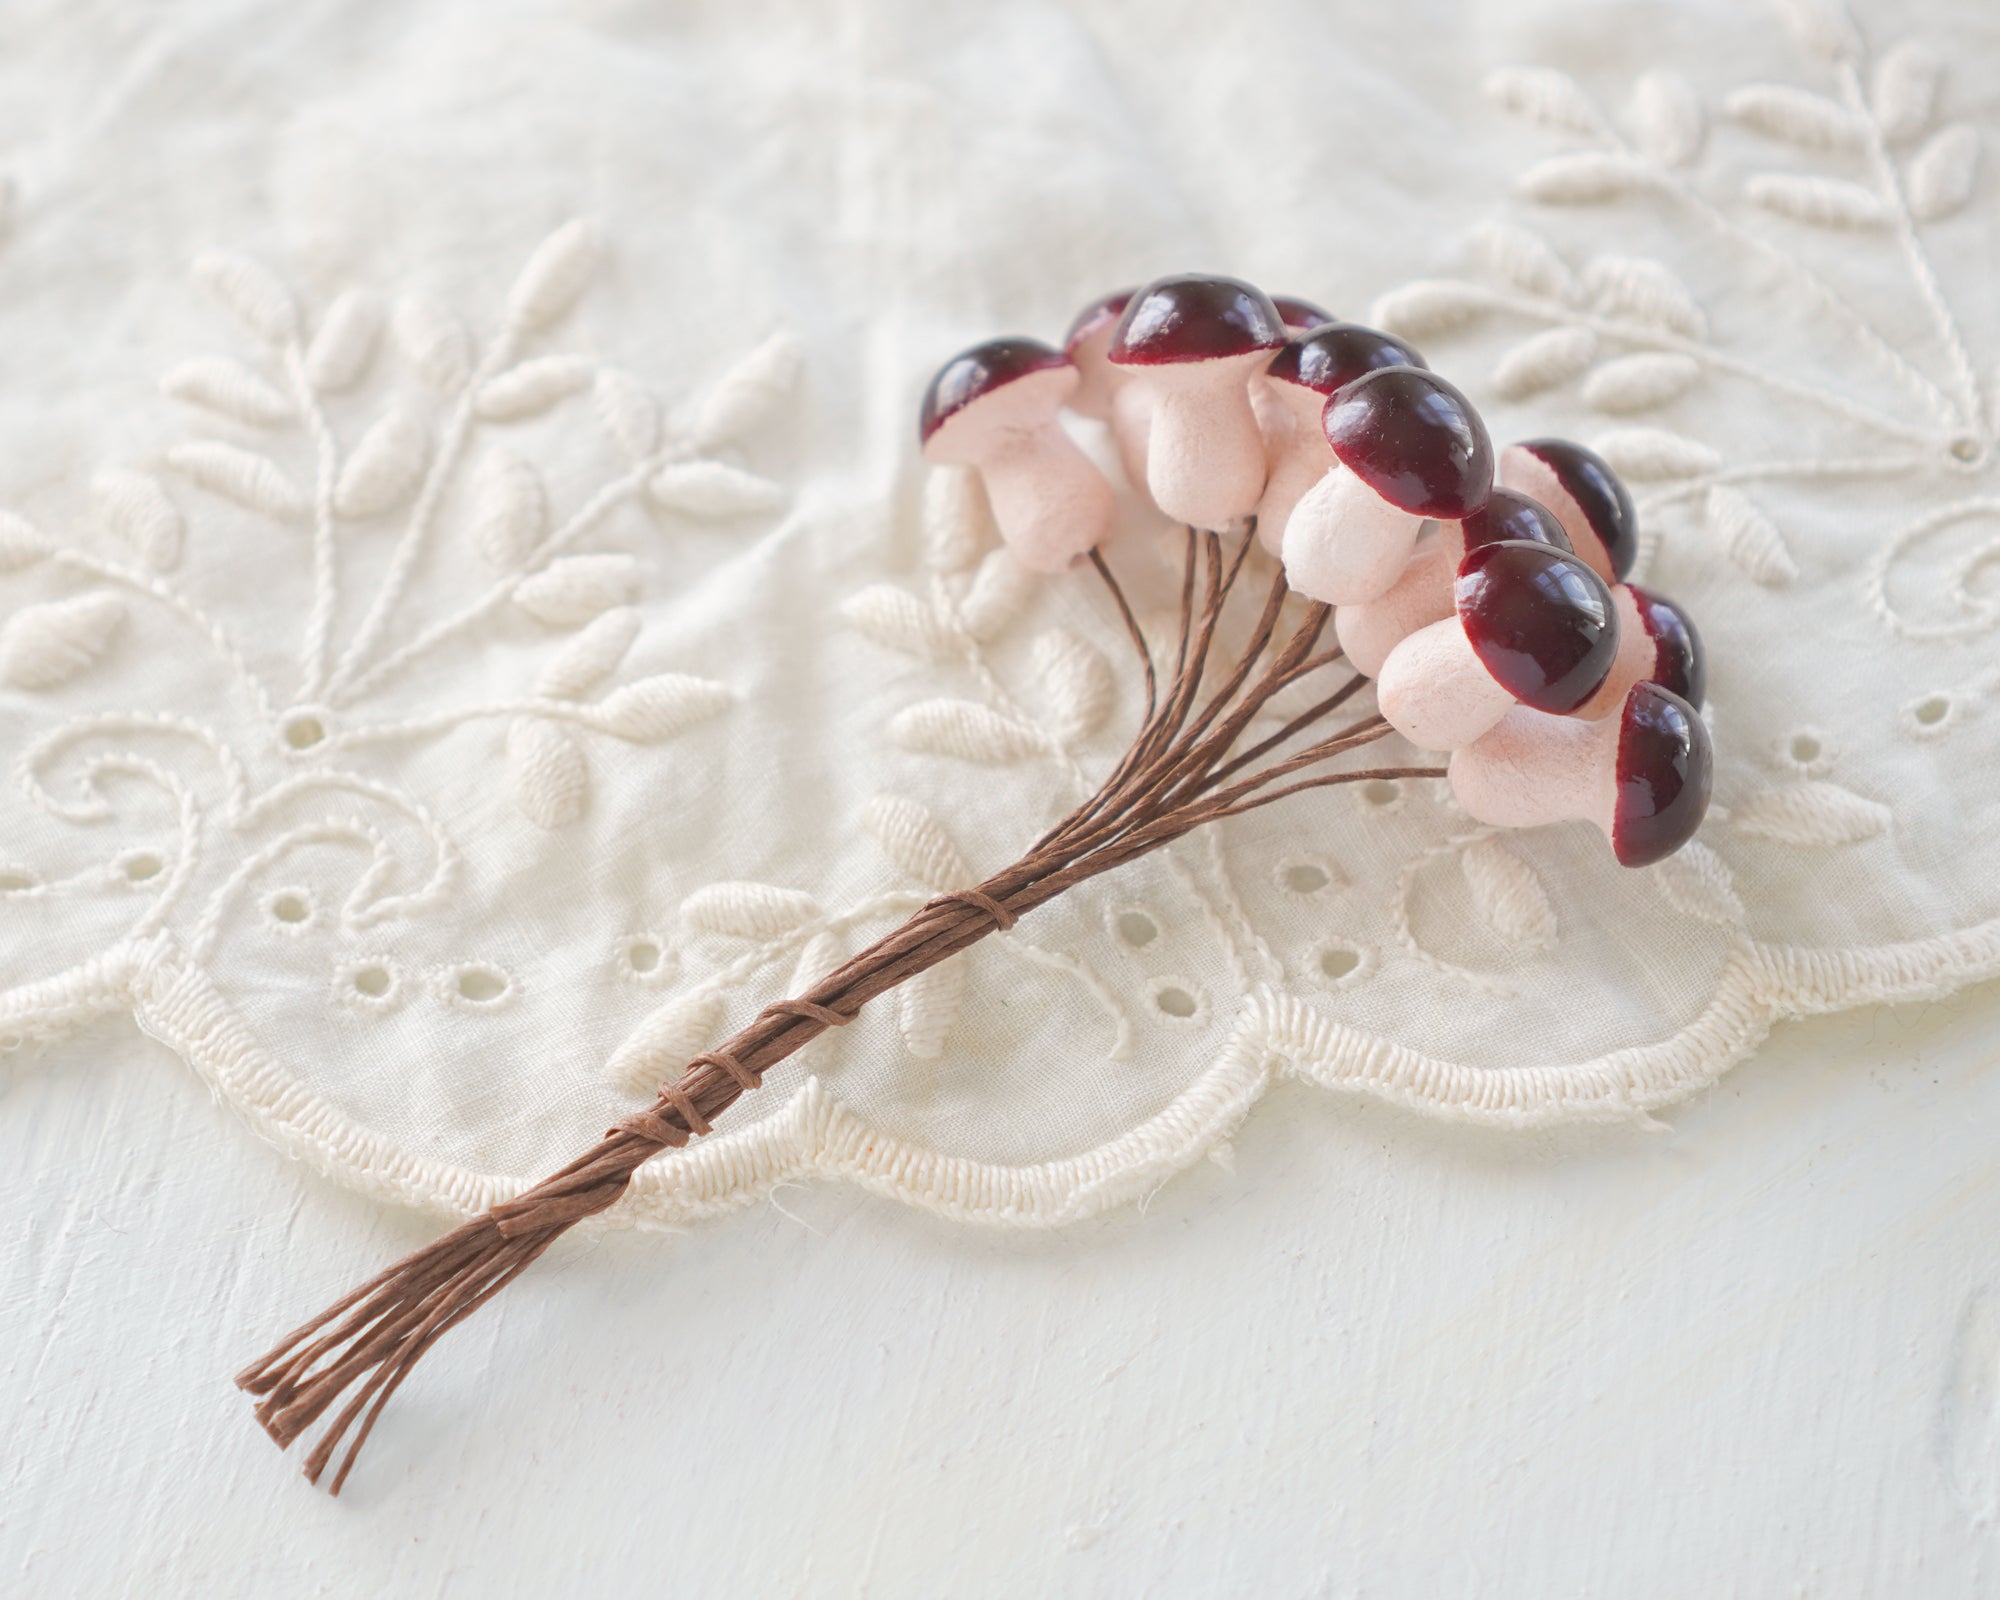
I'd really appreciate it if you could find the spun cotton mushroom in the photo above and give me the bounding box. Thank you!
[1106,274,1288,533]
[1447,680,1713,867]
[1375,540,1619,751]
[1062,288,1136,422]
[1281,367,1493,606]
[1498,438,1637,583]
[1573,583,1706,718]
[1254,323,1426,555]
[1273,295,1334,331]
[1334,488,1569,677]
[920,337,1115,573]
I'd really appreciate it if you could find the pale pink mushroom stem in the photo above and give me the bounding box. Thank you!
[1252,382,1333,554]
[1332,535,1455,677]
[1572,586,1653,719]
[1137,352,1274,532]
[974,423,1120,573]
[1373,617,1518,751]
[1280,468,1427,605]
[1446,705,1616,831]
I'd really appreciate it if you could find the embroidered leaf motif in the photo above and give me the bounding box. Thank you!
[594,369,660,462]
[1484,66,1606,137]
[468,448,547,568]
[1581,255,1707,339]
[1493,328,1598,399]
[506,716,589,828]
[863,795,974,892]
[689,330,801,450]
[1872,39,1943,143]
[394,295,473,392]
[0,593,125,690]
[604,991,723,1092]
[787,930,847,1065]
[1031,629,1114,740]
[507,218,599,331]
[647,460,785,518]
[1461,836,1556,950]
[1590,427,1720,480]
[513,553,640,625]
[841,585,954,662]
[1907,124,1980,222]
[166,441,306,521]
[594,674,732,740]
[92,468,185,571]
[1517,152,1653,205]
[680,881,822,940]
[304,289,381,393]
[1628,70,1704,167]
[1649,841,1745,926]
[160,357,291,427]
[0,511,52,572]
[923,466,994,575]
[1706,485,1799,585]
[898,953,966,1061]
[1745,173,1888,229]
[475,355,595,422]
[1725,84,1860,149]
[889,700,1044,764]
[1732,782,1890,845]
[1583,352,1702,413]
[1768,0,1863,65]
[1365,280,1486,340]
[334,408,430,518]
[535,606,640,699]
[1467,221,1578,301]
[191,250,298,345]
[955,548,1037,641]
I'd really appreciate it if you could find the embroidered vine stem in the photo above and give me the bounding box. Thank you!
[236,526,1439,1493]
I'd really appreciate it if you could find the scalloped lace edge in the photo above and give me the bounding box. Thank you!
[2,921,1995,1231]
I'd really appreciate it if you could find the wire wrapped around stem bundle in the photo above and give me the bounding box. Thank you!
[237,529,1441,1492]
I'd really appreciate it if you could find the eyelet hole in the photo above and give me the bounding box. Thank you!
[0,867,37,892]
[454,966,508,1004]
[1283,862,1329,894]
[283,713,327,750]
[626,939,662,973]
[272,892,309,924]
[353,966,391,998]
[122,852,163,882]
[1115,910,1159,948]
[1789,733,1820,763]
[1155,985,1196,1017]
[1361,779,1402,809]
[1915,696,1950,726]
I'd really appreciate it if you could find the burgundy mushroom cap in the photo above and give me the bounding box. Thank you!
[1456,488,1573,555]
[1062,288,1137,355]
[1107,275,1287,366]
[919,337,1074,447]
[1266,322,1425,398]
[1323,366,1495,519]
[1273,295,1335,331]
[1501,439,1639,581]
[1630,585,1706,709]
[1455,540,1619,715]
[1612,682,1713,866]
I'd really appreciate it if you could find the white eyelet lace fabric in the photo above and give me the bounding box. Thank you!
[1,0,1996,1233]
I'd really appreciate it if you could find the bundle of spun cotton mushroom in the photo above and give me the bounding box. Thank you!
[240,273,1715,1493]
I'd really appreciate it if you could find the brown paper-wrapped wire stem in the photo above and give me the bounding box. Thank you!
[237,528,1442,1492]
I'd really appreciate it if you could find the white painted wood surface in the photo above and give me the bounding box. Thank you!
[5,982,1997,1596]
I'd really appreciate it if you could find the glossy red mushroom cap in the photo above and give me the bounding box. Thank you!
[1323,367,1494,518]
[1062,289,1137,354]
[1506,439,1638,580]
[1455,541,1619,715]
[1273,295,1334,330]
[1612,682,1712,866]
[1266,322,1425,398]
[919,337,1073,446]
[1630,585,1706,709]
[1107,275,1287,366]
[1456,488,1573,555]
